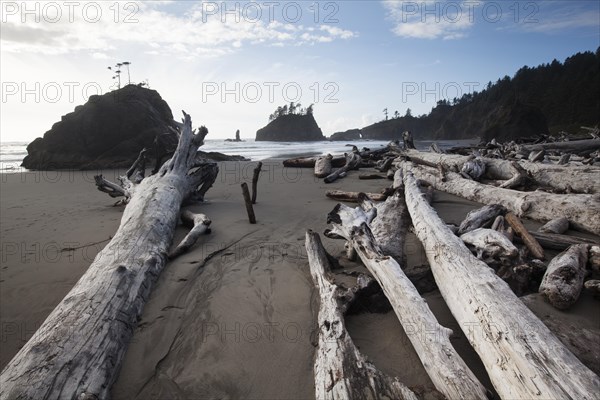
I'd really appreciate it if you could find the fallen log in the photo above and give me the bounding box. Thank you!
[460,228,518,266]
[399,161,600,234]
[521,138,600,153]
[505,212,545,260]
[283,155,346,168]
[305,231,419,400]
[527,231,599,251]
[538,216,569,234]
[325,190,388,203]
[403,149,600,193]
[460,155,485,180]
[458,204,506,235]
[326,203,489,399]
[402,168,600,399]
[498,161,533,189]
[324,152,362,184]
[358,173,386,180]
[539,245,589,309]
[357,189,410,265]
[314,154,333,178]
[0,112,219,399]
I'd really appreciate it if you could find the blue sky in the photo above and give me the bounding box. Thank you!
[1,0,598,141]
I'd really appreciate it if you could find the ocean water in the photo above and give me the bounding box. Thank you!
[0,138,475,173]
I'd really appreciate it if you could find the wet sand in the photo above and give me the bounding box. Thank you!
[1,161,598,398]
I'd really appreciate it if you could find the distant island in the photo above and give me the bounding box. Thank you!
[256,103,325,141]
[334,48,599,142]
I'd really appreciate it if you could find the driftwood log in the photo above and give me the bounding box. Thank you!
[241,182,256,224]
[529,230,599,251]
[0,112,219,399]
[521,138,600,153]
[458,204,506,235]
[505,212,545,260]
[324,152,362,184]
[325,190,388,203]
[283,155,345,168]
[314,154,333,178]
[305,231,419,400]
[399,161,600,234]
[538,217,569,234]
[326,203,489,399]
[403,149,600,194]
[539,244,589,309]
[402,168,600,399]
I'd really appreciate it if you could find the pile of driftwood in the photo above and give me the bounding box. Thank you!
[295,135,600,398]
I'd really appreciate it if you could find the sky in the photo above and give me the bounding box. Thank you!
[1,0,599,142]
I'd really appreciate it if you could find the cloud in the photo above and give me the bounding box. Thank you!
[1,1,357,57]
[515,2,599,34]
[383,0,473,40]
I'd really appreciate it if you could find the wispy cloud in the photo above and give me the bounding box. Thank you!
[516,2,599,34]
[382,0,473,40]
[1,1,357,57]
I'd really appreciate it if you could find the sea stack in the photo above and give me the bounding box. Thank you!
[256,113,325,141]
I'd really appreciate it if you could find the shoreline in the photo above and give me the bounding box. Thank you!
[1,159,598,398]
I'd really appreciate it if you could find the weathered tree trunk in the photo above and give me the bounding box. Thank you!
[521,138,600,153]
[538,217,569,234]
[283,155,346,168]
[524,231,600,251]
[0,112,218,399]
[314,154,333,178]
[324,152,362,184]
[305,231,419,400]
[326,190,388,202]
[458,204,506,235]
[399,161,600,234]
[326,203,489,399]
[403,149,600,193]
[539,244,589,310]
[402,168,600,399]
[460,228,518,265]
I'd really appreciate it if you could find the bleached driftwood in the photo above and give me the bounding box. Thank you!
[357,190,410,264]
[0,112,218,399]
[539,244,589,309]
[529,230,599,251]
[315,154,333,178]
[403,149,600,193]
[324,152,362,183]
[499,161,533,189]
[283,155,345,168]
[491,215,514,241]
[521,138,600,153]
[402,168,600,399]
[458,204,506,235]
[168,211,211,259]
[590,246,600,272]
[460,228,518,265]
[460,155,485,180]
[584,280,600,296]
[251,161,262,204]
[538,217,570,234]
[305,230,419,400]
[399,161,600,234]
[326,203,488,399]
[326,190,388,203]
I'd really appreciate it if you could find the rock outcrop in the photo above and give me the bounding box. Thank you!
[255,114,325,142]
[329,129,362,141]
[23,85,175,170]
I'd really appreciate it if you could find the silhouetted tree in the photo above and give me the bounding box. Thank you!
[383,108,388,120]
[405,108,412,117]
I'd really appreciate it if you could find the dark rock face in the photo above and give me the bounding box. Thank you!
[329,129,362,141]
[255,114,325,141]
[22,85,175,170]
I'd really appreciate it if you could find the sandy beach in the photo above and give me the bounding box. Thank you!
[1,161,598,399]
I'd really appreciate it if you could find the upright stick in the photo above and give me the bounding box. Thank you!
[241,182,256,223]
[251,161,262,204]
